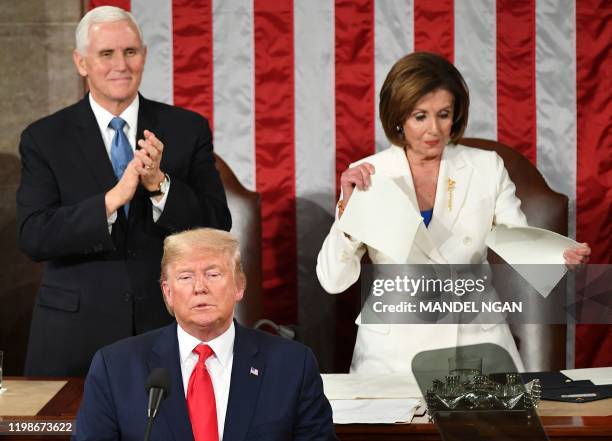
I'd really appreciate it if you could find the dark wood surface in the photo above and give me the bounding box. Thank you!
[335,416,612,440]
[0,377,83,440]
[1,378,611,440]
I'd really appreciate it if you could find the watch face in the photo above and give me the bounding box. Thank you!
[149,175,169,197]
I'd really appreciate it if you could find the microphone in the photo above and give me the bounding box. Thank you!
[143,368,171,441]
[253,319,299,340]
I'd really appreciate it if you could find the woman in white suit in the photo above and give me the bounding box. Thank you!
[317,52,590,380]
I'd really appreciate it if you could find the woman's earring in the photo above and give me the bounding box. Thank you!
[395,125,403,134]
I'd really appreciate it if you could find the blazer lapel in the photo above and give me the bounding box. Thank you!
[223,322,264,441]
[386,146,446,263]
[73,95,129,227]
[394,170,445,263]
[74,95,118,193]
[136,95,162,143]
[147,324,194,441]
[427,146,473,254]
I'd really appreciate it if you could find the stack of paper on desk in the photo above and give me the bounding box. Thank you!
[330,399,420,424]
[337,174,422,263]
[322,373,421,424]
[562,367,612,386]
[486,224,580,297]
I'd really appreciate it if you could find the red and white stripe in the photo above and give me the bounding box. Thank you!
[90,0,611,368]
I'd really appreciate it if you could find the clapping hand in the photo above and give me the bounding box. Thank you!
[135,129,165,191]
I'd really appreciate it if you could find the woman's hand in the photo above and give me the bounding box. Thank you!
[563,243,591,268]
[339,163,375,205]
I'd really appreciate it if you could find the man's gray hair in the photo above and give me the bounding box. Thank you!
[75,6,143,54]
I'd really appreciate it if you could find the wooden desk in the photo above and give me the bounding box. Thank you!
[0,378,82,440]
[1,378,611,440]
[336,401,612,441]
[336,415,612,440]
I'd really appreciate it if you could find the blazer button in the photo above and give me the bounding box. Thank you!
[124,292,132,302]
[463,236,472,246]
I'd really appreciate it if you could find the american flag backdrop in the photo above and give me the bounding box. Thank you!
[89,0,611,369]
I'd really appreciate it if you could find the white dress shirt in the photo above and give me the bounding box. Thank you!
[177,322,235,440]
[88,94,169,231]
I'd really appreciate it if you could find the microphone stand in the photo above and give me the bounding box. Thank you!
[143,419,154,441]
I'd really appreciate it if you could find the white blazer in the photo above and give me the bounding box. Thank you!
[316,144,528,380]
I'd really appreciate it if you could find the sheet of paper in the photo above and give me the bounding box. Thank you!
[322,373,422,399]
[337,174,422,263]
[0,380,67,416]
[330,398,420,424]
[561,367,612,386]
[486,224,579,297]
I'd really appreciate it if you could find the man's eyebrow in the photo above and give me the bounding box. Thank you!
[174,264,222,272]
[175,266,194,273]
[204,264,222,271]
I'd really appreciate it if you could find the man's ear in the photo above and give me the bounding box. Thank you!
[234,273,246,303]
[73,49,88,78]
[234,286,245,303]
[161,280,173,308]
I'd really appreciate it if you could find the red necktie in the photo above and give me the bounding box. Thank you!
[187,344,219,441]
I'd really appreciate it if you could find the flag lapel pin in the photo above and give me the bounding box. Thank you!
[250,366,259,376]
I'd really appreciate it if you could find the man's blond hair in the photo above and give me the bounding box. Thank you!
[161,228,246,290]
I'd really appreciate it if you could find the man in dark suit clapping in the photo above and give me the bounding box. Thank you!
[17,5,231,376]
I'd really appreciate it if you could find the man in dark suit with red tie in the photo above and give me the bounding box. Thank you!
[73,228,337,441]
[17,5,231,376]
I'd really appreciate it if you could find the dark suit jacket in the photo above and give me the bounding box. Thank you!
[73,322,337,441]
[17,94,231,376]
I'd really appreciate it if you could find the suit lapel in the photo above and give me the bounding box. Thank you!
[74,95,118,193]
[73,95,130,227]
[223,322,264,441]
[427,146,473,254]
[393,170,445,263]
[136,94,163,150]
[385,146,446,263]
[147,324,194,441]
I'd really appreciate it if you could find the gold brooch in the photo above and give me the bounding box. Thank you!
[447,178,456,211]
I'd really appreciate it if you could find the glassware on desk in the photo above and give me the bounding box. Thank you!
[425,372,541,412]
[448,355,482,383]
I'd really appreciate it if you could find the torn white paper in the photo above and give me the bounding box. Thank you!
[486,224,579,297]
[337,174,422,263]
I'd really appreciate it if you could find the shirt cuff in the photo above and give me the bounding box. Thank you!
[151,180,171,222]
[107,210,117,234]
[331,220,361,249]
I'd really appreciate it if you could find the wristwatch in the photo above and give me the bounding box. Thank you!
[148,173,170,197]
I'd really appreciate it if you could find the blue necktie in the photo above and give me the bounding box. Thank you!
[109,117,133,215]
